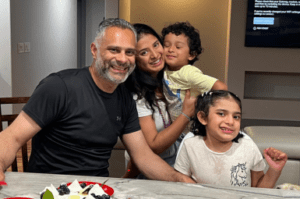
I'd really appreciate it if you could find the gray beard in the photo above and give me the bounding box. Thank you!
[95,58,135,84]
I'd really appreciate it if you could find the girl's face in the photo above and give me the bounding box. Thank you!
[197,97,241,150]
[136,34,165,77]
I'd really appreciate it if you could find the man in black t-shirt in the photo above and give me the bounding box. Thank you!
[0,18,194,183]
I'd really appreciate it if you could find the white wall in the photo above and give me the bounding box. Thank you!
[10,0,78,98]
[105,0,119,19]
[122,0,230,83]
[0,0,12,119]
[0,0,12,99]
[228,0,300,121]
[85,0,119,67]
[85,0,105,66]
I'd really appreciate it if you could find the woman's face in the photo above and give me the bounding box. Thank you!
[135,34,165,77]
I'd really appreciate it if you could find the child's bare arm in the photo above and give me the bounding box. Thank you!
[251,147,288,188]
[212,80,228,90]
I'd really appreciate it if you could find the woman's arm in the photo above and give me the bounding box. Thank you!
[140,90,196,154]
[251,147,287,188]
[122,130,195,183]
[124,109,192,178]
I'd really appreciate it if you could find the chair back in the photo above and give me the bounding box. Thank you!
[0,97,30,172]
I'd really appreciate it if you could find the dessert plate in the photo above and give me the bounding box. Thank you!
[0,181,7,186]
[66,181,114,196]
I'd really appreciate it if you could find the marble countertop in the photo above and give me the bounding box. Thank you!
[1,172,300,199]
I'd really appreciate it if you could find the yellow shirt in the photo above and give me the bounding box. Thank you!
[163,64,217,135]
[164,64,217,101]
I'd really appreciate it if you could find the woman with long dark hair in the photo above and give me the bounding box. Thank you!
[123,24,196,178]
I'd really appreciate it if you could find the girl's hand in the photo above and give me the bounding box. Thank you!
[264,147,288,172]
[182,90,196,118]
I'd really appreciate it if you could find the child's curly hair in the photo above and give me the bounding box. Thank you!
[162,21,203,65]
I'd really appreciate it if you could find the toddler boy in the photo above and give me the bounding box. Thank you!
[162,22,227,135]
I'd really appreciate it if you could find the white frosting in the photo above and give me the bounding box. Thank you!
[41,180,109,199]
[67,180,82,193]
[88,184,106,196]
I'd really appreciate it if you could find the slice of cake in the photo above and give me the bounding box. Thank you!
[40,180,111,199]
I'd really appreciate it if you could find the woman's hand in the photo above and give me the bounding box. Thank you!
[264,147,287,172]
[182,89,197,118]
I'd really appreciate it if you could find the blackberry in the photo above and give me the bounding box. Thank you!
[59,183,70,194]
[57,188,64,195]
[80,182,87,188]
[103,194,110,199]
[91,194,101,199]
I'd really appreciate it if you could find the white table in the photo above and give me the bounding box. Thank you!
[1,172,300,199]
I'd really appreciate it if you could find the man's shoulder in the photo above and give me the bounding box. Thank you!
[55,67,88,79]
[42,67,88,84]
[47,67,90,89]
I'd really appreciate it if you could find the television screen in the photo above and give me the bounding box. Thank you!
[245,0,300,48]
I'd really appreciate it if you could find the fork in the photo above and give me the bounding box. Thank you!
[100,179,109,188]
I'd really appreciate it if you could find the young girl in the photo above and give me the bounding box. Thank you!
[174,90,288,188]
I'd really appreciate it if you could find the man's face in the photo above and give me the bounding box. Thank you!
[95,27,136,84]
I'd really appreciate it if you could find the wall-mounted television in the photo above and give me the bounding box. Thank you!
[245,0,300,48]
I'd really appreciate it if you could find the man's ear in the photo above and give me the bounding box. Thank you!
[91,42,97,59]
[197,111,207,125]
[188,51,197,61]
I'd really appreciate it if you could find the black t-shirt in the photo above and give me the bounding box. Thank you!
[23,67,140,176]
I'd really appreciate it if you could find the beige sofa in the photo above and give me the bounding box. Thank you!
[244,126,300,187]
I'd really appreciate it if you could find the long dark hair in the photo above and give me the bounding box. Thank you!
[125,23,165,113]
[191,90,244,143]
